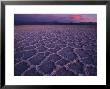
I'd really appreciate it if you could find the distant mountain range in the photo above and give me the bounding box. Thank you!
[14,14,97,25]
[14,21,97,25]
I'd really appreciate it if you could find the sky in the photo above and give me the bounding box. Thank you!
[14,14,97,25]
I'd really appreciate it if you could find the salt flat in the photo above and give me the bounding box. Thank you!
[14,25,97,76]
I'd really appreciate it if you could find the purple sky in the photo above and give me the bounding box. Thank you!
[14,14,97,25]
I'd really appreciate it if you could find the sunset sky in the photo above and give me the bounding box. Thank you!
[14,14,97,25]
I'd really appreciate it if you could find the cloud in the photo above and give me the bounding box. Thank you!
[14,14,97,25]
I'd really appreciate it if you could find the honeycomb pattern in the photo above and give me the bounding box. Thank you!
[14,25,97,76]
